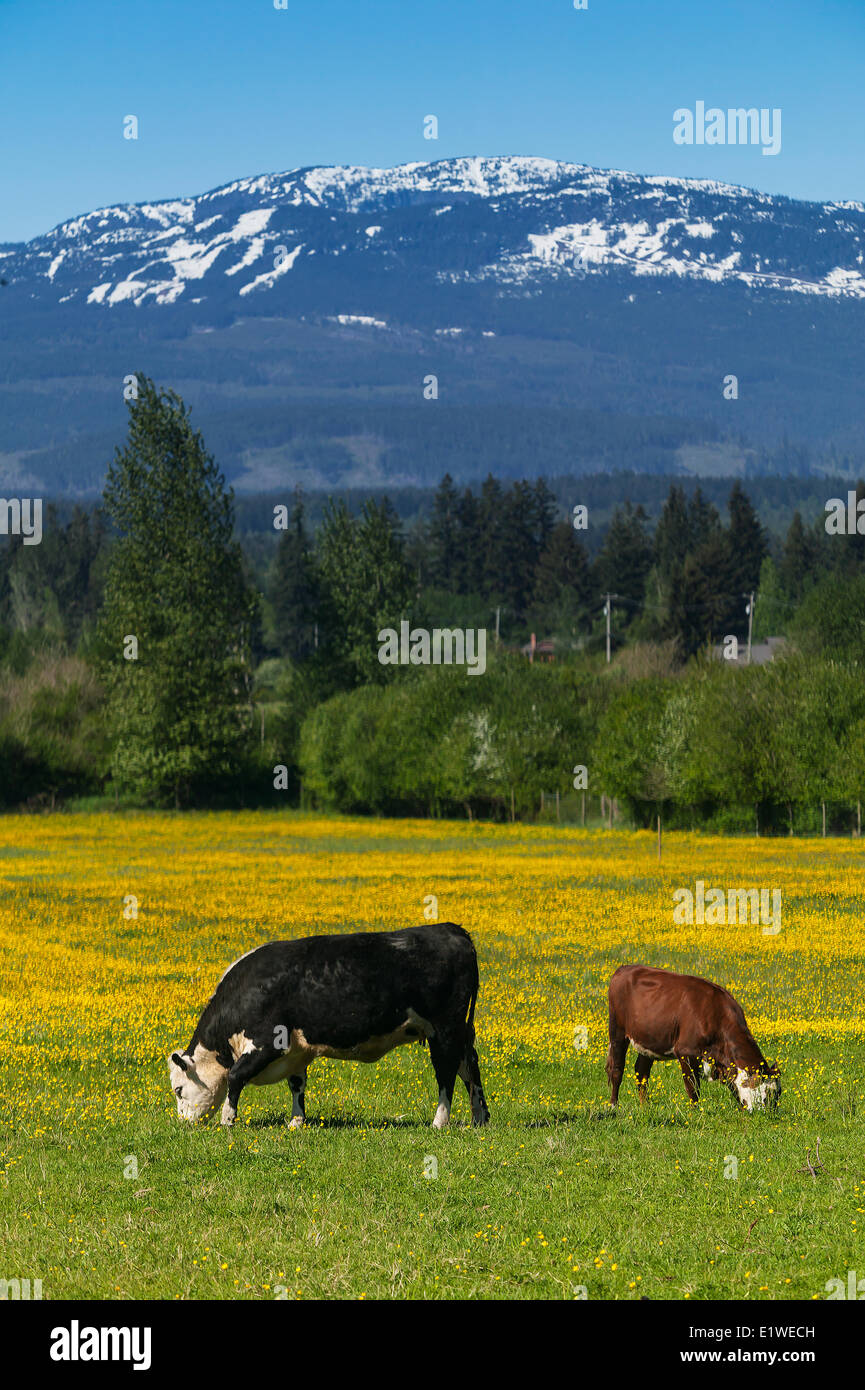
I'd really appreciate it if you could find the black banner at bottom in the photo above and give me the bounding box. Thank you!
[7,1297,855,1377]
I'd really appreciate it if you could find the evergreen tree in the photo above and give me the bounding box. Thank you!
[688,487,721,550]
[532,521,592,635]
[654,484,690,582]
[532,479,558,552]
[726,481,768,593]
[57,505,108,643]
[99,377,258,806]
[533,522,591,605]
[453,487,483,595]
[594,503,653,612]
[780,511,819,601]
[478,474,506,601]
[426,473,460,591]
[270,492,321,660]
[670,533,742,657]
[500,480,543,620]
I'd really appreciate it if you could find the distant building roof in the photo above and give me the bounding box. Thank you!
[520,634,556,661]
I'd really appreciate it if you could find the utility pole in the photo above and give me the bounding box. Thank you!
[745,592,754,665]
[495,606,500,644]
[603,594,623,664]
[604,594,619,664]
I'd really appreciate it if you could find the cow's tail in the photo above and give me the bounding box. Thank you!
[465,954,480,1049]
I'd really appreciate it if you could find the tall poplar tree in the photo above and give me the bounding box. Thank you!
[99,377,257,806]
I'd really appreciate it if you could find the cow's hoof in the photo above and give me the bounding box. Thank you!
[471,1112,490,1127]
[288,1116,304,1130]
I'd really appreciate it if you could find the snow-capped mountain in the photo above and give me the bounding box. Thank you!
[2,156,864,495]
[3,155,865,308]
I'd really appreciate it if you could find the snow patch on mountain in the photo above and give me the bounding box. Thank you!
[239,243,303,296]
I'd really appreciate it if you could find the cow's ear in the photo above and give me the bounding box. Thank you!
[171,1052,189,1072]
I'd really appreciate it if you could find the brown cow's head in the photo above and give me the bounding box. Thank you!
[733,1060,781,1111]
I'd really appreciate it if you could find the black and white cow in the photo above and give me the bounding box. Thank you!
[168,922,489,1129]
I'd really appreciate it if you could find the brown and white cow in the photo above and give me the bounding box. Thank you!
[606,963,781,1111]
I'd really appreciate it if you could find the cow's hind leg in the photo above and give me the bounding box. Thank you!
[458,1044,490,1127]
[221,1045,280,1126]
[634,1054,653,1104]
[288,1069,307,1129]
[428,1036,461,1129]
[606,1035,628,1109]
[678,1056,700,1104]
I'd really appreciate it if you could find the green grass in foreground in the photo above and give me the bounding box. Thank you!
[3,1043,862,1301]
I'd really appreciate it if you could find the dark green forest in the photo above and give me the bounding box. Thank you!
[1,378,863,832]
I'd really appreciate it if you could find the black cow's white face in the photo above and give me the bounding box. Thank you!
[168,1047,227,1122]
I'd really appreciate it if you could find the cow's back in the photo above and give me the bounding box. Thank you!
[610,963,737,1016]
[608,963,748,1056]
[194,922,478,1055]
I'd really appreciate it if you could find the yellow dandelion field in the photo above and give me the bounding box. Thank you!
[1,810,863,1300]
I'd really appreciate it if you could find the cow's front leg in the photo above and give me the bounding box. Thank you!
[634,1054,653,1104]
[288,1070,307,1129]
[678,1056,700,1104]
[428,1037,460,1129]
[221,1046,279,1126]
[686,1056,702,1099]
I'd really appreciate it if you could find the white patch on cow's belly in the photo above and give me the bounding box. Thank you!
[224,1031,299,1086]
[291,1016,429,1066]
[250,1054,295,1086]
[628,1037,673,1061]
[224,1013,435,1090]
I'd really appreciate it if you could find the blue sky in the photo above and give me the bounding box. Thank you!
[2,0,863,243]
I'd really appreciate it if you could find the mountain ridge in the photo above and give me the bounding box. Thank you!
[4,154,865,308]
[1,155,864,495]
